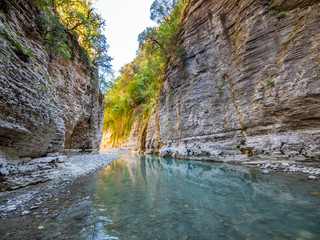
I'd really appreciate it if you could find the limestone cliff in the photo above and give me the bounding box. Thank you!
[122,0,320,162]
[0,2,104,163]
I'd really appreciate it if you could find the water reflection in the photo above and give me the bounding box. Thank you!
[94,154,320,240]
[1,153,319,240]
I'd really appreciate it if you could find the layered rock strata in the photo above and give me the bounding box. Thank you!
[124,0,320,162]
[0,1,104,189]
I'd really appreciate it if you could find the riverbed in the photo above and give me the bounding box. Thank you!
[1,152,320,239]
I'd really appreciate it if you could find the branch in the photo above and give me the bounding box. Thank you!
[69,8,94,31]
[148,36,164,49]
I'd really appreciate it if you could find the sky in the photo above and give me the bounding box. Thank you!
[94,0,156,77]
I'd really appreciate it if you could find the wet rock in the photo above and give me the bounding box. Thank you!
[46,153,59,157]
[7,205,17,211]
[308,176,317,180]
[50,213,59,219]
[262,170,270,174]
[310,192,320,196]
[29,206,39,210]
[281,162,290,167]
[22,210,30,216]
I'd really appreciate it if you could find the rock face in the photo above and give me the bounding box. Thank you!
[0,3,104,165]
[125,0,320,162]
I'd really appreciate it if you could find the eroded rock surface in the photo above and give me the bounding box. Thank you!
[124,0,320,162]
[0,2,104,189]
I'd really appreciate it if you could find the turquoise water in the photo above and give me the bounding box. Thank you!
[2,153,320,239]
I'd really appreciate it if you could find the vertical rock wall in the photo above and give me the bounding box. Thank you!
[141,0,320,162]
[0,1,104,164]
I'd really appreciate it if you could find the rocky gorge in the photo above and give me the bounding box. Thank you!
[109,0,320,165]
[0,1,105,191]
[0,1,319,238]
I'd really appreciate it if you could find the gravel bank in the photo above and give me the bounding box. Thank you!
[0,154,120,218]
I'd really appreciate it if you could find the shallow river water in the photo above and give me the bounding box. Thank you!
[1,153,320,240]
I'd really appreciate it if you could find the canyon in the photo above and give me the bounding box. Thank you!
[109,0,320,163]
[1,0,320,191]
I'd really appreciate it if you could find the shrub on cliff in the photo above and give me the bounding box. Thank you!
[103,0,190,145]
[49,0,112,90]
[0,0,112,91]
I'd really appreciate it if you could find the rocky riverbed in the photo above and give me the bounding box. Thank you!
[243,161,320,180]
[0,154,120,218]
[1,150,319,220]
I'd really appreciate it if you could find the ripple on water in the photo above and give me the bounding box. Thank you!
[1,154,320,240]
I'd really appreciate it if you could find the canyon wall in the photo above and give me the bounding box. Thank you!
[124,0,320,163]
[0,1,104,165]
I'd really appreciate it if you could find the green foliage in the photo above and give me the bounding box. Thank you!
[38,12,71,59]
[104,0,190,144]
[219,72,227,94]
[277,12,286,19]
[218,84,224,94]
[150,0,178,24]
[269,2,277,10]
[202,61,210,70]
[204,109,209,114]
[267,80,275,86]
[138,0,189,62]
[221,72,227,80]
[283,31,297,44]
[54,0,112,90]
[1,0,112,90]
[232,26,239,41]
[0,24,34,61]
[34,0,111,90]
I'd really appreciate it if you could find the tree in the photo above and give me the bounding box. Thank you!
[53,0,113,91]
[138,27,162,50]
[150,0,178,24]
[104,0,190,144]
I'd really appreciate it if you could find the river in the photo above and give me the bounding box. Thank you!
[1,153,320,239]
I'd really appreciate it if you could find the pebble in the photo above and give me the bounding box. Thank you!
[7,205,17,212]
[299,230,317,239]
[282,162,289,167]
[308,176,317,180]
[22,210,30,216]
[310,192,320,196]
[37,226,44,230]
[258,161,320,177]
[29,206,39,210]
